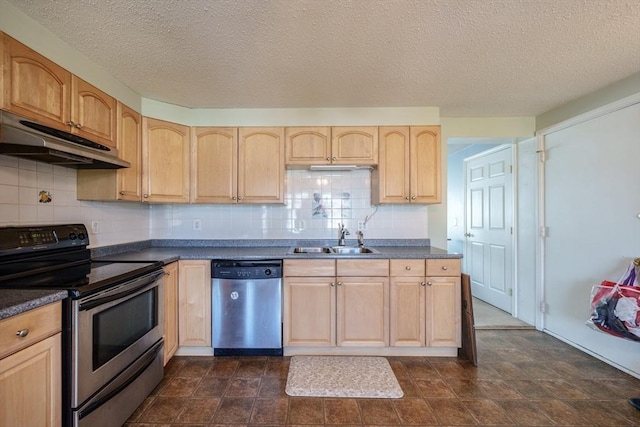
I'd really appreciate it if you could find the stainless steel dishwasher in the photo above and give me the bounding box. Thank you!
[211,260,283,356]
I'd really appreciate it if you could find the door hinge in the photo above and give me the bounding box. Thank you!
[509,165,513,173]
[508,288,513,296]
[540,301,548,313]
[510,227,513,235]
[540,226,549,238]
[536,150,546,163]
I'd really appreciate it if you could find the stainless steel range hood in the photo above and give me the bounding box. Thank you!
[0,110,129,169]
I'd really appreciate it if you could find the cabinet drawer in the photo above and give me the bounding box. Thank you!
[390,259,425,276]
[337,259,389,276]
[0,302,62,359]
[426,259,461,277]
[285,259,336,276]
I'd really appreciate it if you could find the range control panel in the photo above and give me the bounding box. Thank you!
[0,224,89,255]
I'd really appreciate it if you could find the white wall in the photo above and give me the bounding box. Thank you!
[541,100,640,377]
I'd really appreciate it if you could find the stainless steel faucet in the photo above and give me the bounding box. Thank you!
[337,223,350,246]
[356,230,364,247]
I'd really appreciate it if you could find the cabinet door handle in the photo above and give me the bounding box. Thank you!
[66,121,75,127]
[426,281,433,286]
[405,196,410,200]
[75,123,83,129]
[411,195,416,200]
[332,157,337,161]
[326,157,331,161]
[237,196,243,201]
[337,281,342,286]
[232,196,237,200]
[143,194,149,198]
[330,282,335,287]
[16,329,29,338]
[119,191,125,195]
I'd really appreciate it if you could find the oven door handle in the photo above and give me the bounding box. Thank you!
[79,270,164,311]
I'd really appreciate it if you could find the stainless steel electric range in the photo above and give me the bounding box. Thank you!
[0,224,165,427]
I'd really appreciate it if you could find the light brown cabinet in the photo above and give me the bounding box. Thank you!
[373,126,441,204]
[163,262,179,364]
[178,260,211,347]
[389,259,461,348]
[0,302,62,427]
[285,126,378,166]
[77,102,142,201]
[192,127,284,203]
[1,34,116,148]
[283,259,389,347]
[142,117,190,203]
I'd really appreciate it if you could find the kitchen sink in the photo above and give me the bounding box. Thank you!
[291,246,333,253]
[289,246,379,254]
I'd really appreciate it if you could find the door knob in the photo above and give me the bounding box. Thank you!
[464,233,474,237]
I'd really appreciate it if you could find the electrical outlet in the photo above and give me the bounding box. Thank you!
[91,221,99,234]
[357,221,366,231]
[193,219,202,231]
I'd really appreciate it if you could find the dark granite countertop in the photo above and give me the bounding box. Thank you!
[0,289,68,321]
[93,239,462,265]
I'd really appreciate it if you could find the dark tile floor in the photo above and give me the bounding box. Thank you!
[125,330,640,426]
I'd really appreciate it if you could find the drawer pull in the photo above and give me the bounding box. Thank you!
[16,329,29,338]
[405,266,411,270]
[441,266,448,270]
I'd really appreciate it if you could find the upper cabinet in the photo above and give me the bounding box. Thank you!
[1,34,116,148]
[285,126,377,167]
[372,126,441,204]
[142,117,190,203]
[191,127,285,204]
[238,127,285,203]
[77,102,142,201]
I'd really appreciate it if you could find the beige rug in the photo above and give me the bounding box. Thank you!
[285,356,404,398]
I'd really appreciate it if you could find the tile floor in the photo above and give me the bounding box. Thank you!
[125,330,640,426]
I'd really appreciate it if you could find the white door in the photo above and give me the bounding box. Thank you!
[464,145,514,313]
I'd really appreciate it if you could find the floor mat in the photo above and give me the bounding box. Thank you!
[285,356,404,398]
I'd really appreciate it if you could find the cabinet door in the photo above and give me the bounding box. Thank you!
[71,75,117,147]
[163,262,179,364]
[238,127,285,203]
[373,126,410,204]
[284,277,335,347]
[1,34,71,130]
[410,126,441,203]
[285,127,331,166]
[178,260,211,347]
[191,127,238,203]
[0,333,61,427]
[142,117,190,203]
[331,126,378,165]
[336,277,389,347]
[390,277,425,346]
[116,102,142,200]
[425,276,461,347]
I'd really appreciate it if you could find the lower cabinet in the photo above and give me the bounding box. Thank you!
[284,259,390,347]
[178,260,211,347]
[0,302,62,427]
[163,261,179,364]
[390,259,461,347]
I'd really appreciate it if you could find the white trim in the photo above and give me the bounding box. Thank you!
[537,93,640,136]
[175,346,214,356]
[462,143,513,162]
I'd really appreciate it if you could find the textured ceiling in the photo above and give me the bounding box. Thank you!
[7,0,640,116]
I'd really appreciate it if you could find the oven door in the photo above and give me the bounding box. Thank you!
[71,269,164,407]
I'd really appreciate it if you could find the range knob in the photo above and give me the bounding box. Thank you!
[78,233,86,240]
[68,232,77,240]
[264,269,272,276]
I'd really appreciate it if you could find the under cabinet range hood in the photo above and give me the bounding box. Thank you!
[0,110,129,169]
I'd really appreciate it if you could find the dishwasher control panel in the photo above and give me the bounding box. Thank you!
[211,260,282,279]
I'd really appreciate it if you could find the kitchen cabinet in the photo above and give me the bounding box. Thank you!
[178,260,211,347]
[1,34,116,148]
[163,261,179,364]
[372,126,441,204]
[142,117,190,203]
[389,259,461,347]
[77,102,143,201]
[191,127,284,203]
[0,302,62,427]
[283,259,389,347]
[238,127,285,203]
[285,126,378,166]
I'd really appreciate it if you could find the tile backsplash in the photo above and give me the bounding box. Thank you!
[1,156,430,246]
